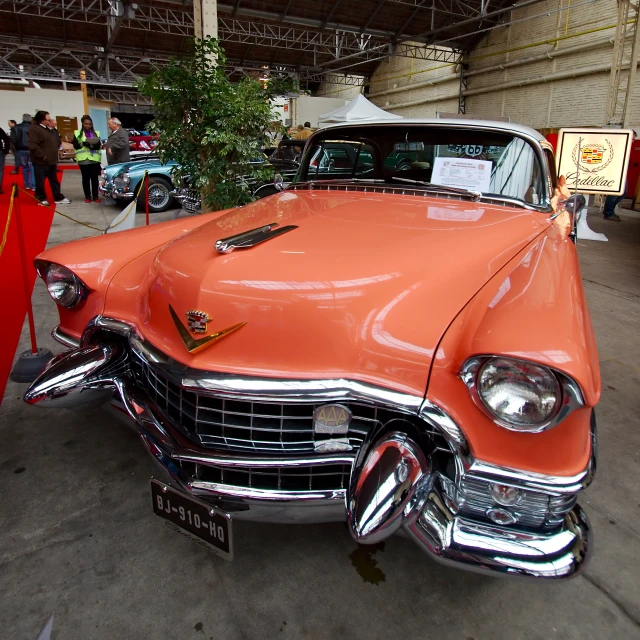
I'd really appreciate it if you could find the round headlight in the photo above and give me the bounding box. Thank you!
[43,263,87,308]
[476,358,561,429]
[122,171,131,184]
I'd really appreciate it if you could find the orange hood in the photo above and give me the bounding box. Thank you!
[108,190,551,396]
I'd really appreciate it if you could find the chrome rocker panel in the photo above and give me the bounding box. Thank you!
[25,334,593,579]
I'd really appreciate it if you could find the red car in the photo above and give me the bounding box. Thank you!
[25,118,596,579]
[127,128,158,152]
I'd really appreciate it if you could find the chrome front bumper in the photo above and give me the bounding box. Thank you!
[111,187,135,200]
[25,339,593,580]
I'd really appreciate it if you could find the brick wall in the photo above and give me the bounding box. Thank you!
[356,0,638,129]
[315,79,364,100]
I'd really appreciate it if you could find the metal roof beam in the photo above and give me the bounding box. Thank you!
[0,36,299,86]
[216,3,410,40]
[402,0,547,42]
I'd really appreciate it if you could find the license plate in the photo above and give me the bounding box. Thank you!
[184,201,198,212]
[151,480,233,560]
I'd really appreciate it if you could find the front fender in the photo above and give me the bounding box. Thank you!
[427,221,599,477]
[38,212,231,342]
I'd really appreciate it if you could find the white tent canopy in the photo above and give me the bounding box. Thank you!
[317,94,402,127]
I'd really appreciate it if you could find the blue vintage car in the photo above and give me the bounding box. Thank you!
[99,156,179,213]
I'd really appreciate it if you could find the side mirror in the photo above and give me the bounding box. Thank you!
[274,173,285,191]
[563,194,586,216]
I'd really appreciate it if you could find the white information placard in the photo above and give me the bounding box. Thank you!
[432,157,492,192]
[556,128,634,195]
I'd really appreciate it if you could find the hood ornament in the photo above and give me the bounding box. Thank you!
[169,305,246,355]
[215,222,298,254]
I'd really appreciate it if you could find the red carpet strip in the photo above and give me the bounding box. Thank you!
[0,168,57,404]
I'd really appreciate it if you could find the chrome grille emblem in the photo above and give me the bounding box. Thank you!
[186,310,210,334]
[313,404,352,435]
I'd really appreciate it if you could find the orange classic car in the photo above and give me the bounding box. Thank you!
[24,119,597,578]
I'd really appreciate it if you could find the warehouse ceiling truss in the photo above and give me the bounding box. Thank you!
[0,0,551,104]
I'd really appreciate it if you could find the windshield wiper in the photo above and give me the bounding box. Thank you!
[391,176,482,201]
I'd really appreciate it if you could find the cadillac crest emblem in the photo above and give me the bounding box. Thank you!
[186,310,210,334]
[581,145,604,165]
[572,139,615,173]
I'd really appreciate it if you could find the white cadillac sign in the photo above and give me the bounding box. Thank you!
[556,128,634,195]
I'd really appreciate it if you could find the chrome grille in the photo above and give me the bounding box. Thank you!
[131,352,406,455]
[180,188,200,203]
[179,460,351,492]
[456,477,577,530]
[113,175,127,190]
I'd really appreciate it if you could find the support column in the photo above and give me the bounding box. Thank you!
[193,0,218,40]
[458,56,469,114]
[79,69,89,115]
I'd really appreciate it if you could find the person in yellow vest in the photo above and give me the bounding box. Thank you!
[72,115,102,203]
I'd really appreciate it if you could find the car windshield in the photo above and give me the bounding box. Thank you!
[298,124,548,206]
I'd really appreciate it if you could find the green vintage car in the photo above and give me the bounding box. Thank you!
[99,156,179,213]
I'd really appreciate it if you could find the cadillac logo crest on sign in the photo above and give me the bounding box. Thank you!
[186,310,210,334]
[313,404,352,435]
[581,145,604,165]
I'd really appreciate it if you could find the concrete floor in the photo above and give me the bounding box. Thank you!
[1,171,639,639]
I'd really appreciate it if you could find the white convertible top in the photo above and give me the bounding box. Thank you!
[318,117,546,142]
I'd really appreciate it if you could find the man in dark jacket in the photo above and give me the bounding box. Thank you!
[105,117,130,165]
[11,114,35,190]
[8,119,18,174]
[0,125,9,194]
[28,110,71,206]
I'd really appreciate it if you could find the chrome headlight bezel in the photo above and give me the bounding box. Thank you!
[122,171,131,185]
[460,355,584,433]
[36,261,90,309]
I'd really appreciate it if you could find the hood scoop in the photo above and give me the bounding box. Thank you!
[215,222,298,254]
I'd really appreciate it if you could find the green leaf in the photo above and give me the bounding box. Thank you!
[137,37,297,211]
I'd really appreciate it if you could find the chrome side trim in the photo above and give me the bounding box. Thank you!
[52,326,81,349]
[459,355,585,433]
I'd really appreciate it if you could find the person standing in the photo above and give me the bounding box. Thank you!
[295,122,313,141]
[105,117,130,165]
[73,115,102,203]
[0,125,9,194]
[7,120,18,174]
[11,114,35,190]
[603,194,623,222]
[28,110,71,206]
